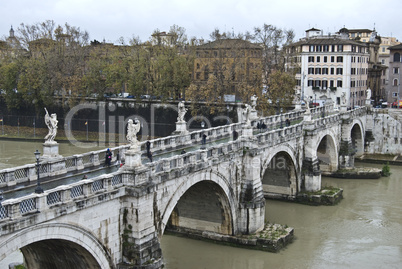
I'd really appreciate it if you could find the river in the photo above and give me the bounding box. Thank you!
[1,139,401,269]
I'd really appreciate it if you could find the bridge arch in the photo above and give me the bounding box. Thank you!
[261,145,299,197]
[350,120,365,155]
[315,131,339,173]
[0,223,113,268]
[161,169,238,236]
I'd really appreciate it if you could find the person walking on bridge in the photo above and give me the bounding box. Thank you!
[105,148,112,167]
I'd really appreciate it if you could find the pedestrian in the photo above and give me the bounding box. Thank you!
[105,148,112,167]
[181,149,186,154]
[286,118,290,127]
[202,134,207,145]
[261,122,267,131]
[147,150,153,162]
[115,152,121,167]
[146,141,151,153]
[233,130,238,141]
[82,175,88,180]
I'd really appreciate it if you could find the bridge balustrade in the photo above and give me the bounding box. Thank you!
[0,171,124,222]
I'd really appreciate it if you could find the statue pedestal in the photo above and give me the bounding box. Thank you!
[250,110,258,121]
[125,148,142,168]
[365,99,372,107]
[340,105,348,112]
[172,121,188,135]
[303,112,312,122]
[42,142,60,158]
[242,124,253,137]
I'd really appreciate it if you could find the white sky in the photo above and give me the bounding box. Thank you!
[1,0,401,44]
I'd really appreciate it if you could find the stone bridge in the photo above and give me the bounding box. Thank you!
[0,104,395,269]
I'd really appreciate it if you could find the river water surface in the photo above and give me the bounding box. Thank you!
[1,139,401,269]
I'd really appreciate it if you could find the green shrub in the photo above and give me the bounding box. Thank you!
[382,163,391,177]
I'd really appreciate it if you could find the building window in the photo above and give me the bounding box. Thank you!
[394,79,399,86]
[381,59,385,64]
[308,56,314,62]
[322,80,328,88]
[337,56,343,63]
[308,80,314,86]
[394,67,399,74]
[394,52,401,62]
[324,56,327,62]
[330,80,334,87]
[315,80,321,87]
[315,68,321,74]
[310,45,314,52]
[331,56,335,62]
[316,56,320,62]
[196,72,201,79]
[196,63,200,69]
[337,80,343,87]
[393,92,398,97]
[337,45,343,52]
[330,68,335,75]
[336,68,343,75]
[322,68,328,74]
[308,67,314,74]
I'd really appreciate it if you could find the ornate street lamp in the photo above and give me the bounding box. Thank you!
[201,121,206,149]
[34,150,44,194]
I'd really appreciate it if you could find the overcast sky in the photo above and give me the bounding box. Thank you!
[1,0,401,44]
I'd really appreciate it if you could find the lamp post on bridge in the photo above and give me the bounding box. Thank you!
[201,121,206,149]
[34,150,44,194]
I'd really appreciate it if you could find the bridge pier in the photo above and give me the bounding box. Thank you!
[302,157,321,192]
[339,113,356,169]
[238,139,265,234]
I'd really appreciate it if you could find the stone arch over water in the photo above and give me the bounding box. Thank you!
[315,133,338,173]
[161,170,237,236]
[350,120,365,156]
[261,145,299,197]
[0,223,112,269]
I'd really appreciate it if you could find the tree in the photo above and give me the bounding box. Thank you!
[187,39,262,115]
[259,70,296,115]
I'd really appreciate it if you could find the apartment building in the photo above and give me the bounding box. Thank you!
[287,28,370,108]
[387,44,402,104]
[193,39,262,97]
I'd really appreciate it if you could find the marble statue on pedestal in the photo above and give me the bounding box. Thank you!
[127,118,141,150]
[177,101,187,122]
[44,108,58,143]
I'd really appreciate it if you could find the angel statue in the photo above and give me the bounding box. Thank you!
[177,101,187,122]
[341,92,347,105]
[303,98,311,114]
[250,95,258,110]
[366,88,372,100]
[44,108,58,143]
[243,104,252,125]
[127,118,141,149]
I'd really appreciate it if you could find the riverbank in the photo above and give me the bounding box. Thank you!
[323,167,382,179]
[356,153,402,165]
[166,221,294,253]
